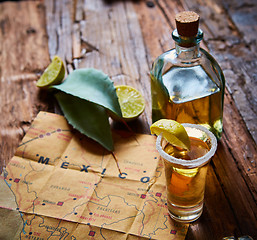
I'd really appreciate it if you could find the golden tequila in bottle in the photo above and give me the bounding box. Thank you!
[151,11,225,139]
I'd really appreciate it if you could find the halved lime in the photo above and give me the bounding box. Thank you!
[114,85,145,122]
[150,119,191,150]
[36,56,65,89]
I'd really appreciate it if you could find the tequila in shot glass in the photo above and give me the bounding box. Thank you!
[156,123,217,223]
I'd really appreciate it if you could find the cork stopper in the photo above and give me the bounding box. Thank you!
[175,11,199,37]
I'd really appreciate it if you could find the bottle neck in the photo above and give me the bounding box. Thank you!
[175,43,200,59]
[172,29,203,60]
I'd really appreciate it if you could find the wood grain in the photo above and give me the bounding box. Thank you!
[0,1,52,171]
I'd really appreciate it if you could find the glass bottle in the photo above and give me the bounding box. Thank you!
[150,11,225,139]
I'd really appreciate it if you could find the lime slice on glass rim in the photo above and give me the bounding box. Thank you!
[113,85,145,122]
[36,56,65,89]
[150,119,191,151]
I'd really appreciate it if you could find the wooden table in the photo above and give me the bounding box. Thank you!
[0,0,256,239]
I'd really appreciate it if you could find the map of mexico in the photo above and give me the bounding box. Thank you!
[0,111,188,239]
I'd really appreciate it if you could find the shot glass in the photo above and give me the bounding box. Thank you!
[156,123,217,223]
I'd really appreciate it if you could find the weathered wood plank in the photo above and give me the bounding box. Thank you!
[45,0,73,63]
[133,0,175,64]
[223,90,257,200]
[0,1,51,171]
[186,165,240,239]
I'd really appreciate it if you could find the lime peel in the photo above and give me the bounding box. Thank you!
[112,85,145,122]
[36,55,65,89]
[150,119,191,151]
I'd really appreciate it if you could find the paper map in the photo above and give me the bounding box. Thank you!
[0,111,188,239]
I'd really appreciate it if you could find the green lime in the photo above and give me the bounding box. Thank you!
[114,85,145,122]
[150,119,191,150]
[36,56,65,89]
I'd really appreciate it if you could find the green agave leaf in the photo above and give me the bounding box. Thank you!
[55,92,114,151]
[52,68,122,117]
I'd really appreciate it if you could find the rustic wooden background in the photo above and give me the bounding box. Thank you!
[0,0,256,239]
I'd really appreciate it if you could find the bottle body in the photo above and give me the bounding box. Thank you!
[151,37,225,139]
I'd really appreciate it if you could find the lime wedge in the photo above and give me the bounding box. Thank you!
[150,119,191,150]
[36,56,65,89]
[114,85,145,122]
